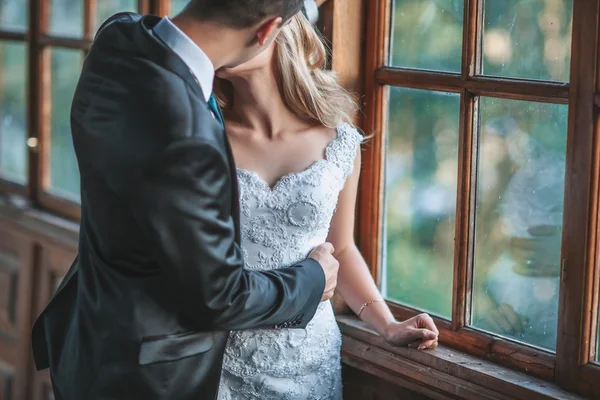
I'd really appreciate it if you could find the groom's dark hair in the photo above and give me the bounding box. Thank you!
[185,0,304,29]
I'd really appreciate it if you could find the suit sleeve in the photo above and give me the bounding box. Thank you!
[123,137,325,331]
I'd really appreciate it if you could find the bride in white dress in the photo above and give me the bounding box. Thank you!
[214,13,439,400]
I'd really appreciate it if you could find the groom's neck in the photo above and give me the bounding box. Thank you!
[171,15,241,70]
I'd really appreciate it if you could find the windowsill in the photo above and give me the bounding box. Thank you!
[337,315,585,400]
[0,194,79,247]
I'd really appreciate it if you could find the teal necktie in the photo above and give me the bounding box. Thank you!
[207,94,224,127]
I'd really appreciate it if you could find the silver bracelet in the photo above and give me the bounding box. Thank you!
[357,299,385,318]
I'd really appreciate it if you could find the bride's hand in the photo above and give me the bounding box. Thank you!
[383,313,439,350]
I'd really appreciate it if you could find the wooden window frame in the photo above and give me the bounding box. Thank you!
[0,0,163,220]
[357,0,600,397]
[557,0,600,395]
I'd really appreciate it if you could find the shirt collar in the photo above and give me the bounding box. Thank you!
[153,17,214,102]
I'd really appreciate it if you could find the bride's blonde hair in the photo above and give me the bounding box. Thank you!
[214,13,358,128]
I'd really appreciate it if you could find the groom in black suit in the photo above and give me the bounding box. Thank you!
[31,1,338,399]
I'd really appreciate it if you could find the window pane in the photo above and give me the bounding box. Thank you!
[471,98,567,351]
[0,41,27,184]
[482,0,573,82]
[94,1,137,36]
[0,0,27,32]
[49,49,82,202]
[171,0,188,15]
[390,0,464,72]
[50,0,83,38]
[383,88,460,318]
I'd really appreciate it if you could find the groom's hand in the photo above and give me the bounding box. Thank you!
[308,243,339,302]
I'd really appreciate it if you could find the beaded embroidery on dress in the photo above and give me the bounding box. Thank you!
[217,123,363,400]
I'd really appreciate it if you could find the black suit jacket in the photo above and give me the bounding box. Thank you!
[31,13,325,400]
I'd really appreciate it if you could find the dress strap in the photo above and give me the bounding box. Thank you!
[325,122,364,180]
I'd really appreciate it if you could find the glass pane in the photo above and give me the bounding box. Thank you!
[482,0,573,82]
[171,0,188,15]
[383,87,460,318]
[0,41,27,184]
[390,0,464,72]
[49,0,83,38]
[0,0,27,32]
[471,98,568,351]
[50,49,82,201]
[94,0,137,36]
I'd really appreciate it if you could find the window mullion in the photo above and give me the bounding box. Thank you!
[138,0,151,15]
[83,0,96,40]
[463,0,482,80]
[452,88,476,331]
[591,12,600,370]
[357,0,390,285]
[451,0,480,331]
[27,0,49,207]
[151,0,170,17]
[555,0,600,394]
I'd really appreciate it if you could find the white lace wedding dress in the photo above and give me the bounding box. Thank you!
[217,123,363,400]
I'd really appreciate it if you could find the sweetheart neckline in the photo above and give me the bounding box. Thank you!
[233,125,343,192]
[236,159,329,192]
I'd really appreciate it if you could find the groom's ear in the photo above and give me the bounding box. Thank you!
[255,17,283,46]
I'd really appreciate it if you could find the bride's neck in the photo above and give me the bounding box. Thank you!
[225,69,297,137]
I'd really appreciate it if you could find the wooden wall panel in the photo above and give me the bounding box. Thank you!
[0,228,34,400]
[0,362,14,400]
[343,365,434,400]
[30,245,74,400]
[0,245,20,336]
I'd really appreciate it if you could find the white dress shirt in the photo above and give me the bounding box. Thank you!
[303,0,319,24]
[153,17,214,102]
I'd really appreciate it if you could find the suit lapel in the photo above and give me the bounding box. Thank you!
[136,17,242,244]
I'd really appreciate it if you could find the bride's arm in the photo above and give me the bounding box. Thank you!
[327,150,439,349]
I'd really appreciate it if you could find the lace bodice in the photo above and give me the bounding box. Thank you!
[217,123,363,400]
